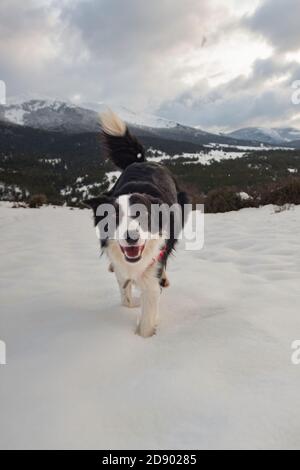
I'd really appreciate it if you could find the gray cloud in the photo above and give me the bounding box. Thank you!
[65,0,210,62]
[61,0,219,107]
[1,0,300,130]
[245,0,300,53]
[158,57,300,130]
[0,0,220,107]
[159,87,293,130]
[0,0,64,96]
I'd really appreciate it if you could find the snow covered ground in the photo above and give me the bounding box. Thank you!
[0,203,300,449]
[147,144,294,166]
[148,149,247,165]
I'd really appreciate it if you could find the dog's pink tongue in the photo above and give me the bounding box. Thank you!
[125,246,140,257]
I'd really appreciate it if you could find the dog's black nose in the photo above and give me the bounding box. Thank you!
[125,230,139,245]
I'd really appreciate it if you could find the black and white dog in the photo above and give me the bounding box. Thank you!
[88,111,189,337]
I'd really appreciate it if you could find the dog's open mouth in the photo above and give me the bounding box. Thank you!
[120,244,145,262]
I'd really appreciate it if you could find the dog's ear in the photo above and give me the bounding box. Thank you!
[84,194,114,214]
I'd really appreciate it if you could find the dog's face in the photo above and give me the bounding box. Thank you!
[88,193,165,265]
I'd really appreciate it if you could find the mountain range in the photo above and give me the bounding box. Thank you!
[2,97,297,148]
[228,127,300,145]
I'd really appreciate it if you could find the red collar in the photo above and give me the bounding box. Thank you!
[157,245,167,262]
[148,245,167,269]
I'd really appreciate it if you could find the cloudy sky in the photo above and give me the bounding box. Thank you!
[1,0,300,131]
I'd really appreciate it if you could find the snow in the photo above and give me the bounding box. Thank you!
[7,97,76,112]
[105,171,121,190]
[148,149,247,165]
[76,183,103,198]
[239,192,251,201]
[39,158,62,166]
[205,142,295,151]
[0,183,23,198]
[256,127,285,141]
[147,143,297,167]
[191,149,246,165]
[80,102,178,129]
[0,203,300,450]
[4,106,26,125]
[3,97,178,130]
[115,107,178,129]
[147,143,296,166]
[2,98,77,127]
[60,186,72,196]
[60,181,103,199]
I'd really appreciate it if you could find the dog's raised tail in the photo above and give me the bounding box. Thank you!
[100,110,146,170]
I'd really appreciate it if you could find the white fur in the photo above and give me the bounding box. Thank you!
[106,237,164,338]
[117,195,130,243]
[99,195,165,337]
[101,109,126,136]
[114,273,140,309]
[136,267,161,337]
[116,195,153,245]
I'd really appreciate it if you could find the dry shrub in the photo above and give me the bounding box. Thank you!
[28,194,48,208]
[180,182,205,208]
[205,188,246,213]
[260,178,300,207]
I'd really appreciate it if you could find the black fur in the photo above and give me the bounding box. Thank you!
[101,128,146,170]
[88,121,189,278]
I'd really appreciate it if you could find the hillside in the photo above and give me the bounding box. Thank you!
[0,121,212,203]
[1,120,300,206]
[228,127,300,146]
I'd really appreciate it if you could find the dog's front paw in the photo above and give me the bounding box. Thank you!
[135,320,157,338]
[122,297,141,308]
[160,269,170,288]
[160,276,170,288]
[130,297,141,308]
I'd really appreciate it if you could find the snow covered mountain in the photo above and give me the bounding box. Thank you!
[2,97,298,148]
[0,97,262,147]
[0,97,179,133]
[0,98,101,133]
[81,101,179,129]
[228,127,300,145]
